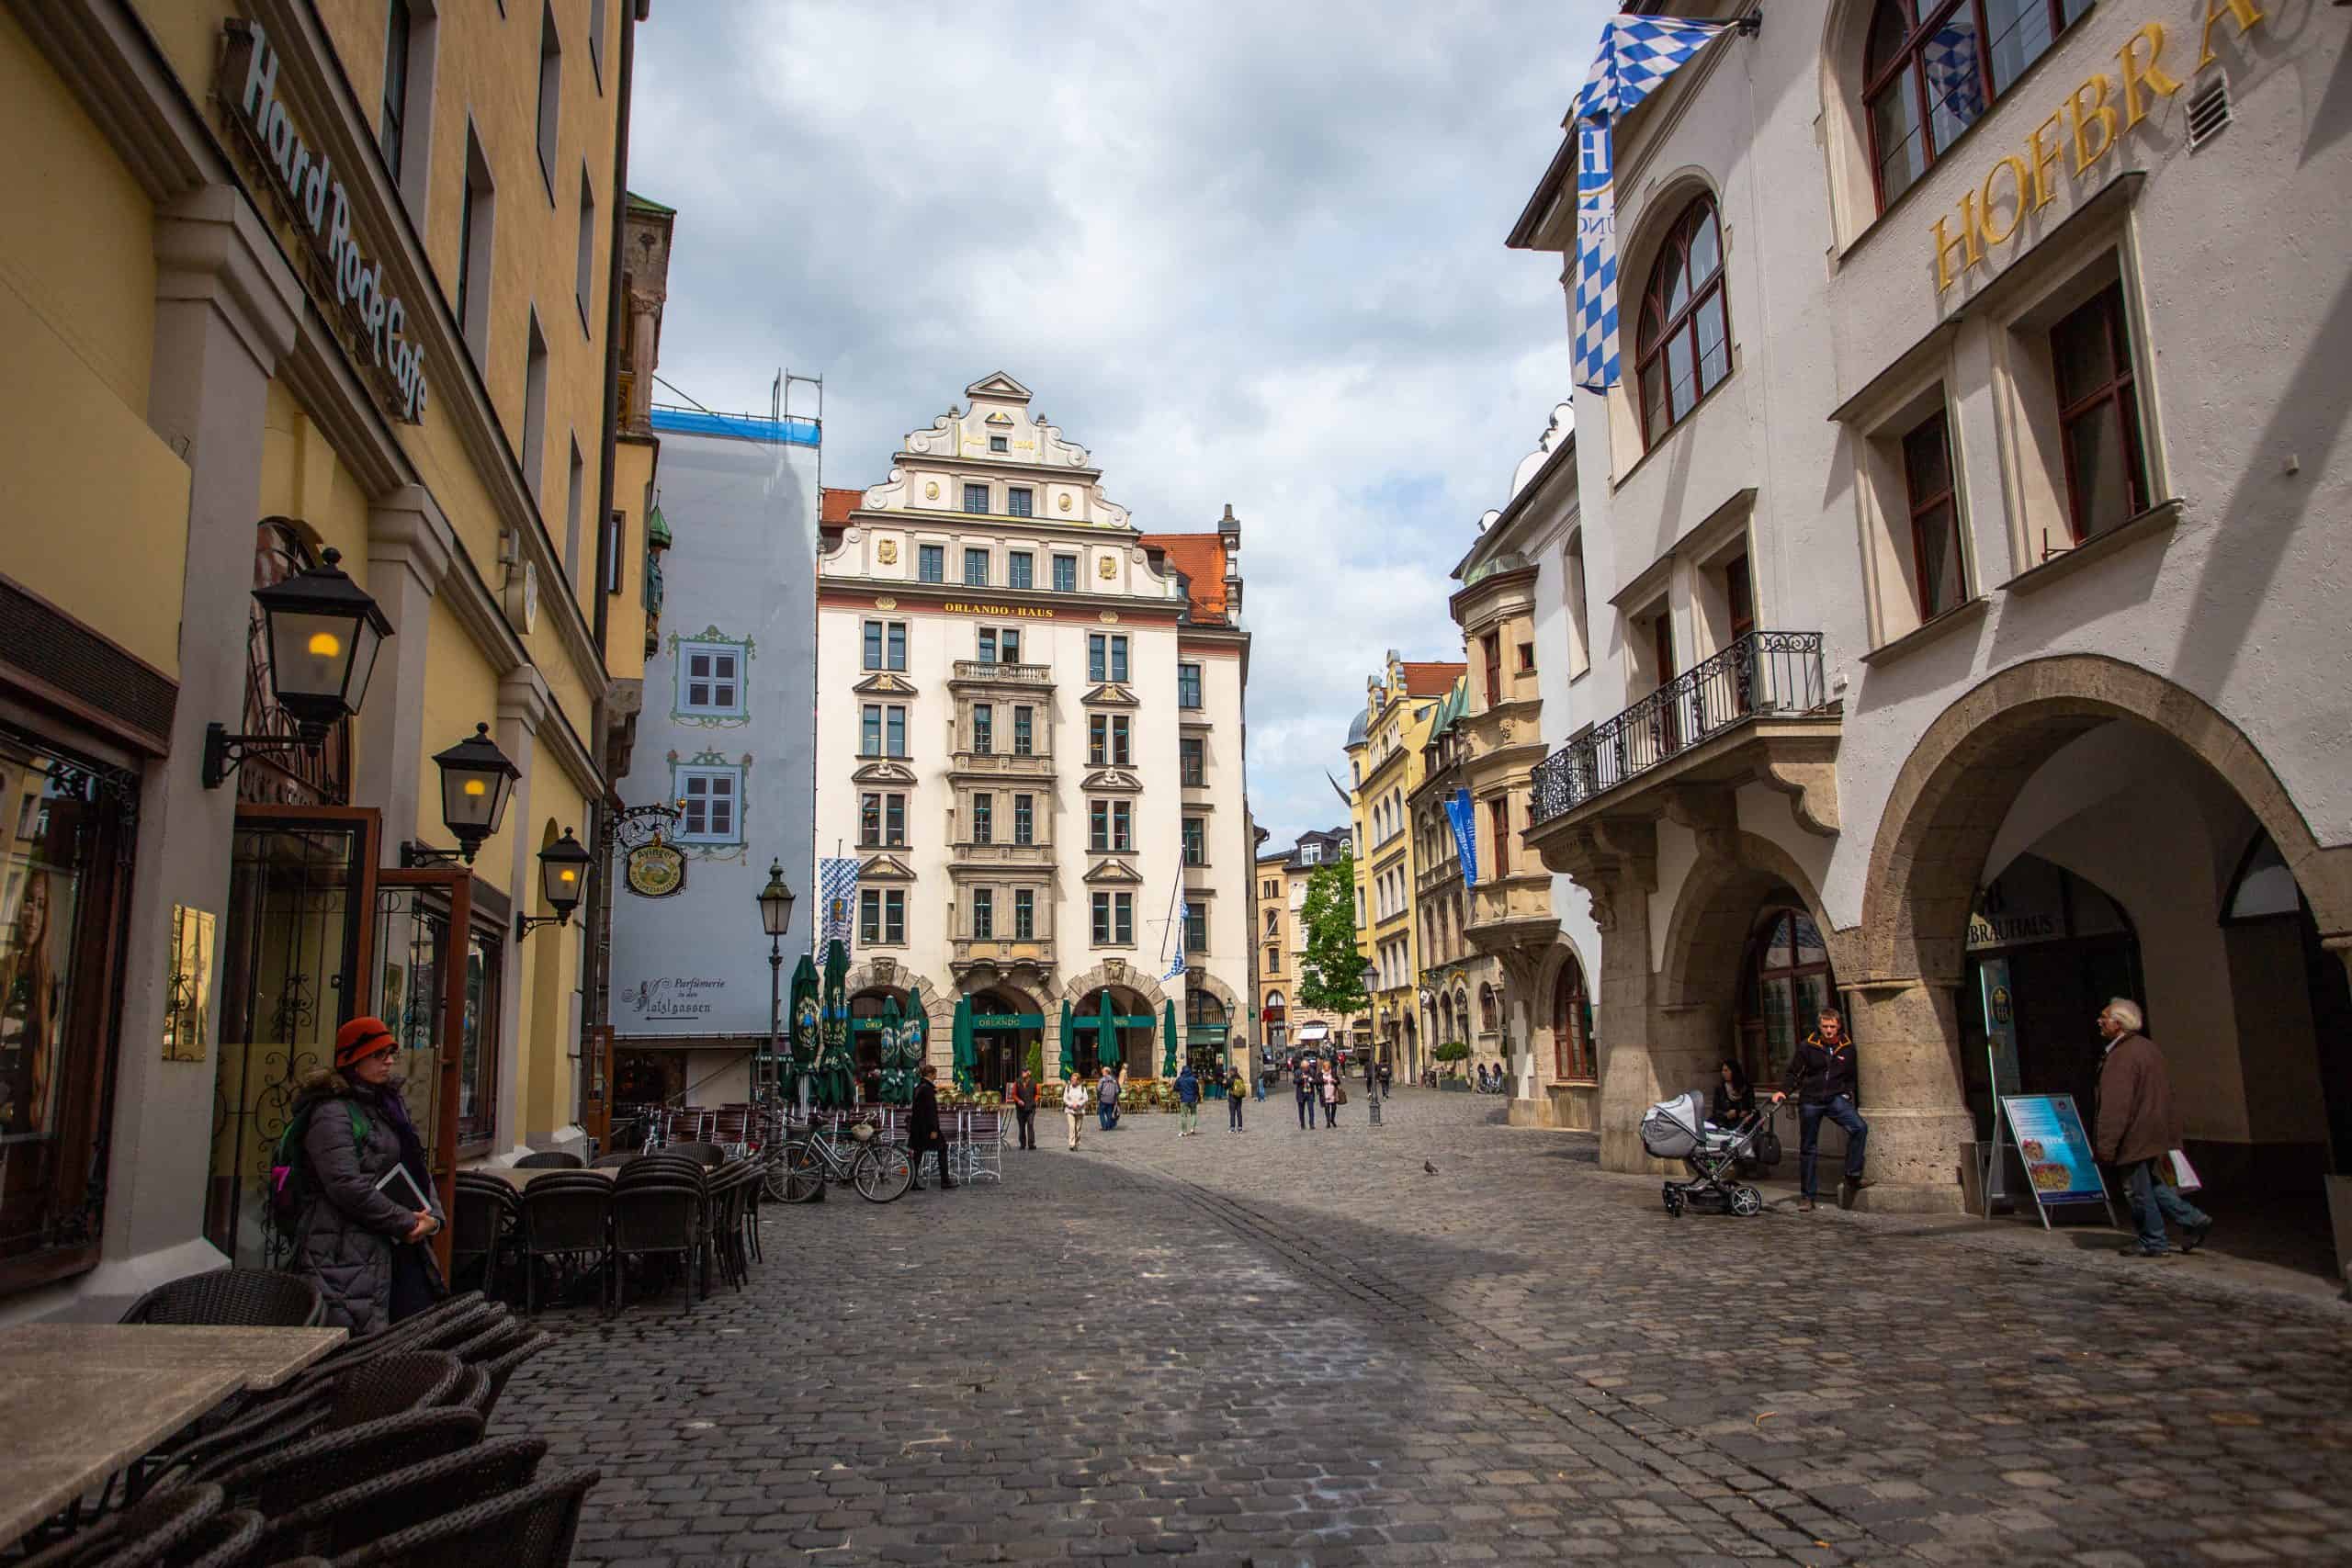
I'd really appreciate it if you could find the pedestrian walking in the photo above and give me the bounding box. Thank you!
[1771,1007,1871,1212]
[2095,998,2211,1258]
[1377,1058,1392,1099]
[1251,1065,1266,1102]
[283,1016,445,1336]
[1227,1066,1247,1130]
[1062,1073,1089,1149]
[1295,1063,1314,1130]
[908,1065,956,1190]
[1319,1062,1339,1128]
[1012,1069,1039,1150]
[1175,1063,1201,1136]
[1098,1066,1119,1132]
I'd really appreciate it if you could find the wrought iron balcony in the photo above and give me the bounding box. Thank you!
[1531,631,1827,825]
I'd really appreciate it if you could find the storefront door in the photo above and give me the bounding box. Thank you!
[373,869,473,1278]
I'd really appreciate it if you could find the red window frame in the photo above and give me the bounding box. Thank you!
[1551,955,1593,1082]
[1899,409,1964,617]
[2051,282,2150,542]
[1861,0,2089,214]
[1633,196,1730,449]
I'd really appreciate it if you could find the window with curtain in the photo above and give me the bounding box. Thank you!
[1901,408,1965,617]
[1861,0,2094,211]
[2051,281,2151,541]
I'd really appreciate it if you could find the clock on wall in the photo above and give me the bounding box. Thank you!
[503,559,539,635]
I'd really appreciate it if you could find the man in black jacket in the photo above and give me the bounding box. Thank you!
[1773,1007,1872,1212]
[908,1065,956,1190]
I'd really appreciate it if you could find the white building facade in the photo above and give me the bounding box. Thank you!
[815,375,1253,1085]
[1508,0,2352,1256]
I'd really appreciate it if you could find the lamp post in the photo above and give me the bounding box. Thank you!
[756,860,797,1111]
[1360,959,1384,1127]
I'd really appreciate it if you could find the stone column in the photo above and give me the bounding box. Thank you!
[1538,816,1668,1174]
[102,187,300,1290]
[494,666,549,1156]
[357,486,455,852]
[1842,977,1973,1213]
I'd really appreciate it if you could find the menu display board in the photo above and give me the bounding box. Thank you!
[1999,1094,2108,1209]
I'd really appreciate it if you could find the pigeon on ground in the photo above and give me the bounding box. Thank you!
[1423,1159,1437,1175]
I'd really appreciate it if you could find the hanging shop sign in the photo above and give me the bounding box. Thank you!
[1931,2,2265,292]
[624,838,686,898]
[221,21,430,423]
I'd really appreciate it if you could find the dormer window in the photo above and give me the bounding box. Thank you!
[989,435,1009,454]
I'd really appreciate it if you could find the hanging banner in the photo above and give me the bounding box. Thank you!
[819,857,858,954]
[1445,787,1480,888]
[1569,16,1733,391]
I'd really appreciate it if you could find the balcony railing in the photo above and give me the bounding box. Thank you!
[1531,630,1826,825]
[949,749,1055,777]
[951,660,1054,686]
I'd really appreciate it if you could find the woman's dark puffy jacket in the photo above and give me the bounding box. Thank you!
[287,1067,444,1336]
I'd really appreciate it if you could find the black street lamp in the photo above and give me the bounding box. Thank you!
[202,547,391,788]
[757,860,797,1111]
[1360,959,1385,1127]
[401,723,521,866]
[516,829,593,938]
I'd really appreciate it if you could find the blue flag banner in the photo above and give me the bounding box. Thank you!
[1165,900,1188,983]
[1445,788,1480,889]
[1570,16,1729,393]
[819,856,858,955]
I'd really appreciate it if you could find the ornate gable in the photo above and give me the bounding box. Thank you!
[851,761,919,787]
[1082,682,1138,708]
[859,853,917,882]
[1080,768,1143,795]
[1082,858,1145,886]
[965,371,1034,402]
[853,671,920,697]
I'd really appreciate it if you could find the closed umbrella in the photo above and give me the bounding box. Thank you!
[1097,991,1119,1078]
[787,953,819,1117]
[878,996,905,1106]
[820,938,852,1108]
[1057,999,1074,1080]
[951,995,976,1094]
[901,984,929,1104]
[1161,998,1179,1077]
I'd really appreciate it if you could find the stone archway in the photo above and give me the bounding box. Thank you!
[844,959,953,1055]
[1059,959,1170,1014]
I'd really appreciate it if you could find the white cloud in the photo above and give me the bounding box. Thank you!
[628,0,1614,846]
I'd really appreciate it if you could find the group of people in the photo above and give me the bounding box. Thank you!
[1041,1061,1255,1150]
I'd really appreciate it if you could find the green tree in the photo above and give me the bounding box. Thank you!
[1295,852,1370,1043]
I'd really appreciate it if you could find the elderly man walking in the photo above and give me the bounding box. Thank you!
[2095,998,2211,1258]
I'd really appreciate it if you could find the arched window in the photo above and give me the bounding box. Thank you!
[1478,983,1499,1035]
[1634,195,1730,449]
[1438,994,1454,1043]
[1551,954,1593,1082]
[1861,0,2089,212]
[1265,989,1285,1012]
[1736,908,1838,1088]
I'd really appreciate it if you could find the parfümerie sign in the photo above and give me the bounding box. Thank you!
[221,21,429,423]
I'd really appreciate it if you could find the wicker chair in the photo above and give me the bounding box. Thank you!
[241,1436,548,1564]
[474,1331,553,1417]
[451,1180,520,1297]
[118,1268,322,1327]
[662,1140,728,1168]
[11,1483,221,1568]
[147,1353,465,1497]
[447,1364,492,1417]
[106,1507,263,1568]
[611,1183,701,1311]
[518,1181,612,1314]
[587,1152,634,1169]
[316,1465,600,1568]
[512,1151,582,1170]
[207,1406,483,1517]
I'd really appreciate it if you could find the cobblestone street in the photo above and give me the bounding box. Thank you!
[509,1089,2352,1567]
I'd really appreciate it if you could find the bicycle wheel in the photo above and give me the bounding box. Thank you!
[853,1144,912,1202]
[776,1140,826,1203]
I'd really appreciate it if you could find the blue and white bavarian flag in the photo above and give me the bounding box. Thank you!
[819,856,859,954]
[1445,787,1480,890]
[1164,899,1188,984]
[1571,15,1732,393]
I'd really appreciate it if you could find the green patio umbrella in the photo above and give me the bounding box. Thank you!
[878,996,905,1106]
[1097,991,1119,1077]
[951,994,976,1094]
[1057,999,1074,1080]
[819,938,852,1108]
[900,984,929,1104]
[786,953,819,1113]
[1161,998,1179,1077]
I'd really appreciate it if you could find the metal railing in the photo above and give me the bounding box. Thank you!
[1530,631,1826,825]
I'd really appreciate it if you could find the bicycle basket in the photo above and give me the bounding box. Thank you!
[849,1122,875,1143]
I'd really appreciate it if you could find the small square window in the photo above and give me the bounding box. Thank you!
[676,765,744,843]
[676,638,748,719]
[989,434,1009,453]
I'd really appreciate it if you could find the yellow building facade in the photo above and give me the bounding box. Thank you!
[0,0,649,1316]
[1342,652,1462,1081]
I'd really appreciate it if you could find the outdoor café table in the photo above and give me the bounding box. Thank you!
[0,1322,345,1551]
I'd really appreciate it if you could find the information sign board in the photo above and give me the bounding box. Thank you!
[1998,1093,2114,1228]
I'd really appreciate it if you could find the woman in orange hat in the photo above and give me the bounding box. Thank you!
[283,1016,445,1334]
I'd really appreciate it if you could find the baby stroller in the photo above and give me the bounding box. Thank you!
[1641,1090,1770,1217]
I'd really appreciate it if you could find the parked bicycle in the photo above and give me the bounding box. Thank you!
[772,1119,912,1203]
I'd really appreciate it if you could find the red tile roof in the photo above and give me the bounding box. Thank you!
[1138,532,1230,623]
[820,488,863,527]
[1401,661,1465,697]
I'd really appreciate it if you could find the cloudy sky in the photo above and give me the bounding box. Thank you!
[628,0,1612,847]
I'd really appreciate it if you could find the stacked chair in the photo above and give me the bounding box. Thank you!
[24,1292,580,1568]
[514,1173,613,1314]
[451,1172,523,1297]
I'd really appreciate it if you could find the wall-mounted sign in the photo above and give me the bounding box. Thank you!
[625,839,685,898]
[942,602,1057,619]
[222,22,430,422]
[1931,4,2264,291]
[621,976,727,1020]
